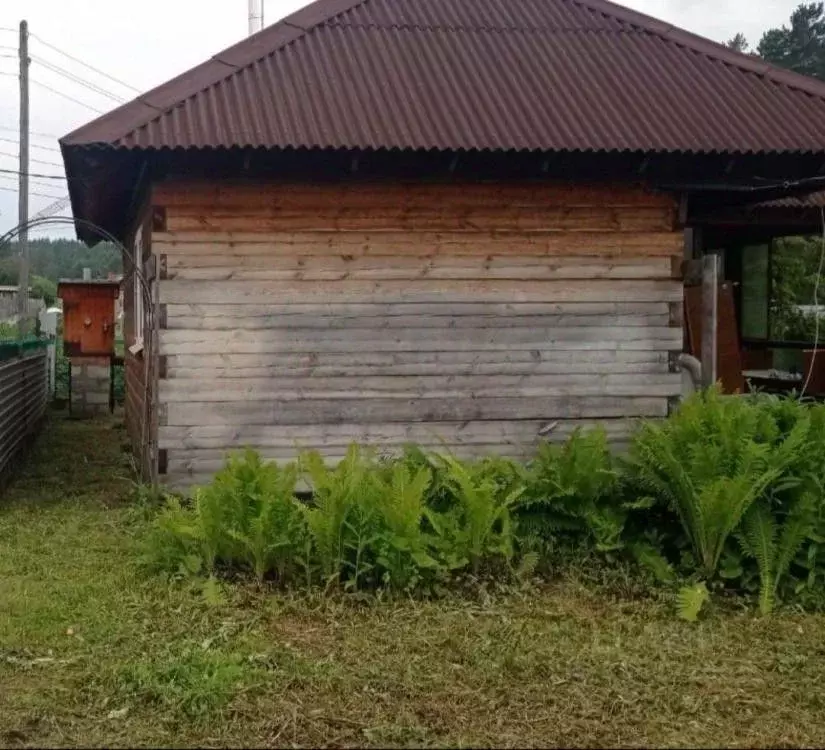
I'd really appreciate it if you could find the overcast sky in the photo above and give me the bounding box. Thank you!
[0,0,804,237]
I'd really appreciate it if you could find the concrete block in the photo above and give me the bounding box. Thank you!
[69,357,111,418]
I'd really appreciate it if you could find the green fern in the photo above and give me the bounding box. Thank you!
[425,453,523,574]
[738,501,778,615]
[299,445,378,587]
[677,581,709,622]
[518,427,622,548]
[738,493,817,614]
[628,541,674,584]
[514,551,540,582]
[373,462,438,589]
[629,388,810,582]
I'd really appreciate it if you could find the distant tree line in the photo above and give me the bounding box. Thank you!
[0,238,122,305]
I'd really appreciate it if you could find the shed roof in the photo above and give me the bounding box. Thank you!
[62,0,825,156]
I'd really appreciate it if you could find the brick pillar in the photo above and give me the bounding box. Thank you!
[70,355,111,418]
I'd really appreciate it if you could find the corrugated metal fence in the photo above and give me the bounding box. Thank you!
[0,339,48,482]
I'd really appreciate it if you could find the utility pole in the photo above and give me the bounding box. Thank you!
[249,0,263,35]
[17,19,30,336]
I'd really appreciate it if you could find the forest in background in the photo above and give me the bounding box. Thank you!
[0,238,121,305]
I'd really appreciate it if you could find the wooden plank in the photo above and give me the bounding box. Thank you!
[164,396,669,426]
[152,181,676,211]
[163,322,675,343]
[164,301,671,318]
[164,449,524,475]
[166,362,671,379]
[164,253,676,271]
[158,331,684,356]
[158,418,636,450]
[165,207,674,234]
[165,349,670,378]
[158,279,684,305]
[164,259,674,282]
[153,231,684,258]
[158,375,682,402]
[165,313,672,331]
[158,373,680,390]
[165,349,667,368]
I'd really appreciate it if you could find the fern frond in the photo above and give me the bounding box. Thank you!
[775,493,817,584]
[629,541,674,583]
[739,500,777,615]
[515,551,539,582]
[677,581,709,622]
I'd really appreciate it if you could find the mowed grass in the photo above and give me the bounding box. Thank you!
[2,416,825,748]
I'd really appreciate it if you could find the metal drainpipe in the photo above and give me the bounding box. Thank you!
[678,353,702,397]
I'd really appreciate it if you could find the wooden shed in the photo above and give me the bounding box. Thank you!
[59,0,825,489]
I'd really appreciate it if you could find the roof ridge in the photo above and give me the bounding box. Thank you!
[60,0,373,146]
[323,20,638,33]
[570,0,825,100]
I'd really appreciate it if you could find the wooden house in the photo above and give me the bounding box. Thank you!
[60,0,825,489]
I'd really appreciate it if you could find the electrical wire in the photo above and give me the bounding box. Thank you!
[0,136,59,152]
[29,78,105,114]
[32,56,127,103]
[0,173,67,190]
[801,206,825,397]
[0,185,64,199]
[29,33,140,93]
[0,125,60,140]
[0,149,63,168]
[0,167,65,180]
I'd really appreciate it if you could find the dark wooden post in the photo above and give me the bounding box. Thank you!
[702,253,721,389]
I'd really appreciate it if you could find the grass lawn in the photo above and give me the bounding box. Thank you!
[2,415,825,748]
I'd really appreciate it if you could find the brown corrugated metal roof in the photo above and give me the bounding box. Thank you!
[62,0,825,155]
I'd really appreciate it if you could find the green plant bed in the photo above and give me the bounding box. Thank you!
[144,389,825,619]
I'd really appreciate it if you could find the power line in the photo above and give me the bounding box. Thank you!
[0,149,63,168]
[0,171,65,189]
[32,56,126,104]
[0,125,60,140]
[30,32,141,93]
[30,78,105,114]
[0,136,59,153]
[0,167,65,180]
[0,185,64,200]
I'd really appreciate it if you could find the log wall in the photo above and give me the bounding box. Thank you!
[150,182,684,488]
